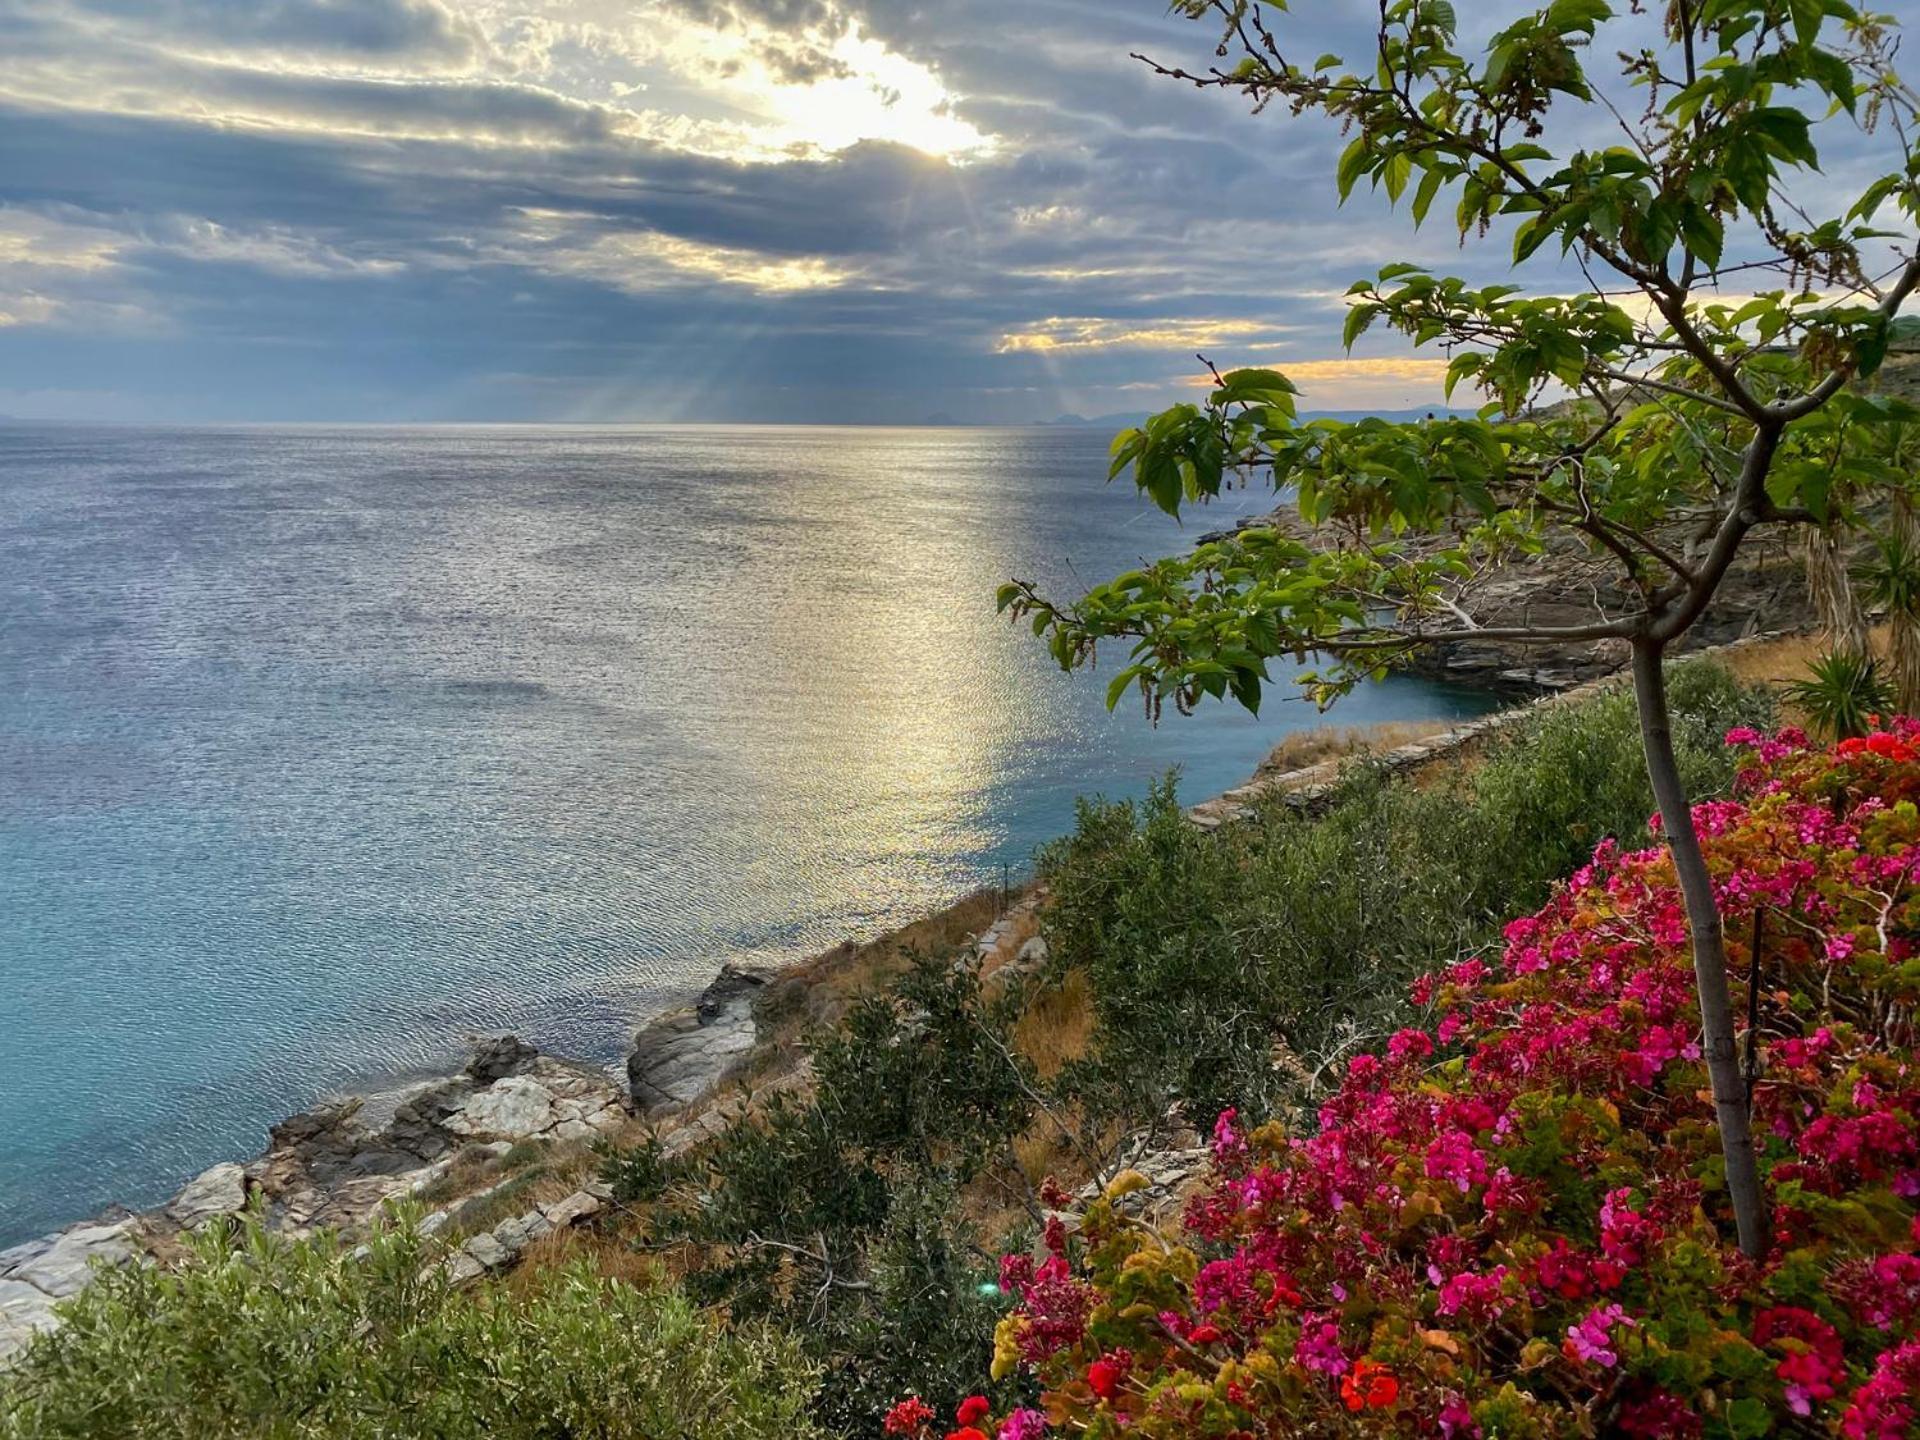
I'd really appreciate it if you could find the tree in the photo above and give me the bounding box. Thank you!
[999,0,1920,1259]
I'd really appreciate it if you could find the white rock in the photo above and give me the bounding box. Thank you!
[167,1162,248,1228]
[491,1211,553,1254]
[442,1250,487,1286]
[627,970,763,1117]
[0,1279,59,1366]
[11,1223,138,1298]
[444,1076,557,1139]
[0,1237,53,1277]
[541,1191,603,1229]
[460,1232,509,1271]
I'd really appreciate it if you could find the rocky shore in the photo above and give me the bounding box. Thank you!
[0,944,815,1366]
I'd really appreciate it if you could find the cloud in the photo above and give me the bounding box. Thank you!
[995,317,1292,354]
[1178,357,1456,388]
[50,0,483,63]
[499,209,857,293]
[0,0,1898,421]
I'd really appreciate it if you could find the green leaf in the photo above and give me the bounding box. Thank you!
[1751,107,1819,167]
[1382,150,1413,203]
[1513,215,1554,265]
[1483,43,1515,92]
[1803,47,1858,113]
[1724,1395,1773,1440]
[1680,204,1725,270]
[1337,136,1372,201]
[1104,665,1149,711]
[1410,167,1446,226]
[1141,451,1182,516]
[1546,0,1611,34]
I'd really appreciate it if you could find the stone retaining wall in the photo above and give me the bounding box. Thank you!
[1187,631,1788,831]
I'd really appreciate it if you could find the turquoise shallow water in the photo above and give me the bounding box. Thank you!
[0,423,1494,1243]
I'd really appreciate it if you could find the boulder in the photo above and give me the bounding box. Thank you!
[6,1222,139,1299]
[627,965,764,1116]
[490,1210,553,1255]
[461,1232,509,1272]
[443,1075,556,1139]
[466,1034,538,1085]
[166,1162,248,1229]
[540,1190,603,1229]
[0,1279,58,1364]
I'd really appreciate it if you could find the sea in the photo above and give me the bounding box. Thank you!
[0,422,1495,1243]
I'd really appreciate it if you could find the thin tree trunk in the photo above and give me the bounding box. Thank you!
[1630,638,1768,1259]
[1889,493,1920,715]
[1803,525,1868,656]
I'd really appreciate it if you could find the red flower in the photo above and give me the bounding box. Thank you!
[1341,1360,1400,1412]
[1086,1358,1124,1399]
[1189,1324,1224,1345]
[945,1430,988,1440]
[884,1396,935,1436]
[955,1396,991,1427]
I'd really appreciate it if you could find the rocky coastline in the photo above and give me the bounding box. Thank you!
[0,950,828,1364]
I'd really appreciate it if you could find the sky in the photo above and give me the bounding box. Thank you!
[0,0,1904,423]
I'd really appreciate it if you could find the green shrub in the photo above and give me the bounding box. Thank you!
[1038,661,1775,1126]
[609,956,1033,1434]
[0,1217,821,1440]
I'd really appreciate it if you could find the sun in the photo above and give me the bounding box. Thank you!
[635,11,994,162]
[758,26,992,160]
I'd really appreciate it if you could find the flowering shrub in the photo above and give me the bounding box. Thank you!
[900,722,1920,1437]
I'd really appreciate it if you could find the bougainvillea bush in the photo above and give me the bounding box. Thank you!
[896,723,1920,1438]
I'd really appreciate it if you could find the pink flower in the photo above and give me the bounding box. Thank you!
[1424,1131,1488,1194]
[1434,1266,1509,1321]
[1211,1107,1247,1167]
[1388,1028,1434,1064]
[1754,1307,1846,1416]
[1294,1314,1347,1375]
[1564,1303,1635,1368]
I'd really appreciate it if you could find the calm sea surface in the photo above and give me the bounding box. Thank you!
[0,423,1493,1242]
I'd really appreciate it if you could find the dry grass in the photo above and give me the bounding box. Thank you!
[1012,968,1095,1080]
[753,887,1011,1055]
[1716,630,1825,691]
[506,1223,665,1292]
[1708,625,1895,730]
[1254,718,1458,778]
